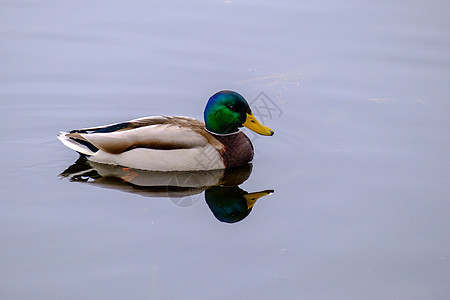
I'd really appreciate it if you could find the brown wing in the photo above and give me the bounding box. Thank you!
[66,116,221,154]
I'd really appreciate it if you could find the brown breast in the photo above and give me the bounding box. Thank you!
[211,132,254,168]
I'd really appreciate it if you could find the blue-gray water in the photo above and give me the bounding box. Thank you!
[1,1,449,299]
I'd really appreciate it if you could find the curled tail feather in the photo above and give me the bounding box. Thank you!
[57,132,97,156]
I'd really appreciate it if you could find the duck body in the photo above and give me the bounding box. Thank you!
[58,116,254,171]
[58,91,273,171]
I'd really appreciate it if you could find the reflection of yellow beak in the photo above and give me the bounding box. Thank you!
[243,113,274,136]
[244,189,274,209]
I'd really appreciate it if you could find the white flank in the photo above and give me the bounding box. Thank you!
[89,145,225,171]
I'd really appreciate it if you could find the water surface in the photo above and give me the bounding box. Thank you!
[1,1,449,299]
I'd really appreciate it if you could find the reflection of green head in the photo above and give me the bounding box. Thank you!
[205,186,274,223]
[205,186,251,223]
[204,90,251,134]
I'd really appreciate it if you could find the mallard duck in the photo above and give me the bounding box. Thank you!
[58,90,274,171]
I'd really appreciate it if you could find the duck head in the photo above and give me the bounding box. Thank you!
[204,90,274,135]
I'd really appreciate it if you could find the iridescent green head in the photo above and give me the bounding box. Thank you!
[204,90,274,135]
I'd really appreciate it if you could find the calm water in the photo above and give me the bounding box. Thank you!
[1,1,450,299]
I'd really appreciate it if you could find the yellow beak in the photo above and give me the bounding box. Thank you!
[244,189,274,209]
[242,113,274,136]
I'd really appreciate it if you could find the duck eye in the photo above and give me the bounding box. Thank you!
[228,105,235,111]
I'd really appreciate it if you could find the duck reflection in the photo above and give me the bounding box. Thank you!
[60,157,274,223]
